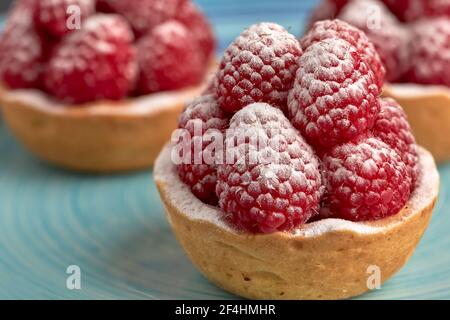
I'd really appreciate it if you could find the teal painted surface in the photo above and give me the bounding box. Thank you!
[0,0,449,300]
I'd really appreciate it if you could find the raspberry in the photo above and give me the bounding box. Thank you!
[382,0,450,22]
[301,19,385,88]
[176,95,229,205]
[137,20,206,94]
[0,0,45,89]
[215,23,302,114]
[372,98,418,188]
[405,18,450,87]
[322,136,411,221]
[34,0,95,38]
[338,0,410,82]
[44,14,137,104]
[175,0,216,60]
[216,103,322,234]
[97,0,184,37]
[288,38,381,150]
[307,0,350,28]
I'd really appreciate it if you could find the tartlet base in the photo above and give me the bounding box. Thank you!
[154,144,439,300]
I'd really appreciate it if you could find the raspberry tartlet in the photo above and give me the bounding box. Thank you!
[0,0,215,172]
[306,0,450,162]
[154,22,439,300]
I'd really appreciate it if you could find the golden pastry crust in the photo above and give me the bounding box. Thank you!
[0,74,211,173]
[154,144,439,300]
[383,84,450,163]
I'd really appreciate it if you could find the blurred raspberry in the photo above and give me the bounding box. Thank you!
[175,0,216,60]
[322,136,411,221]
[216,103,322,233]
[404,18,450,86]
[301,19,385,88]
[34,0,95,38]
[137,20,206,94]
[96,0,185,37]
[0,0,45,89]
[382,0,450,21]
[338,0,410,82]
[307,0,350,28]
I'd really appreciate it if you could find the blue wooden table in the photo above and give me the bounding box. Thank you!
[0,0,449,299]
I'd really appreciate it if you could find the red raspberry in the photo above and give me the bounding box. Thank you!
[97,0,184,37]
[34,0,95,38]
[137,20,206,94]
[380,0,411,21]
[372,98,418,188]
[175,0,216,61]
[216,103,322,234]
[382,0,450,21]
[405,18,450,87]
[338,0,410,82]
[0,0,45,89]
[288,38,381,150]
[176,95,229,205]
[322,136,411,221]
[44,14,137,104]
[307,0,350,28]
[215,23,302,114]
[301,19,385,88]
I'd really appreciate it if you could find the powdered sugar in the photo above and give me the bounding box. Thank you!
[154,144,438,237]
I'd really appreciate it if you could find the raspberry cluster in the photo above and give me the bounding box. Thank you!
[176,20,418,234]
[0,0,216,104]
[307,0,450,85]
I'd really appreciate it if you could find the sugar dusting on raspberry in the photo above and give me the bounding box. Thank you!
[216,103,322,233]
[216,23,302,114]
[176,95,229,205]
[288,38,381,149]
[322,136,411,222]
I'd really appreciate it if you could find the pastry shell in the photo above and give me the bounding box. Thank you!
[154,143,439,300]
